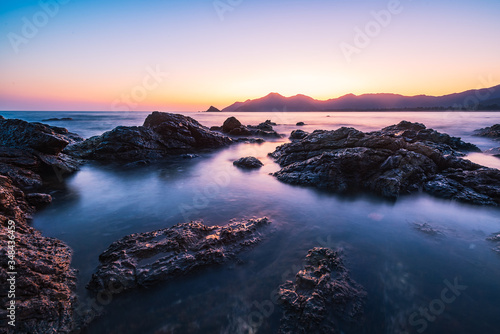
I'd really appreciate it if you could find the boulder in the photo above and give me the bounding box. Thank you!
[216,117,281,138]
[270,121,500,205]
[87,218,271,294]
[64,112,232,162]
[26,192,53,209]
[278,247,366,334]
[222,116,243,133]
[289,129,309,140]
[233,156,264,169]
[296,122,305,126]
[474,124,500,140]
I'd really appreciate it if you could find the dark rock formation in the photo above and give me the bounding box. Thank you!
[205,106,221,112]
[233,157,264,169]
[270,121,500,206]
[277,247,365,334]
[474,124,500,141]
[0,175,77,333]
[212,117,282,138]
[0,118,82,190]
[289,129,309,140]
[64,112,232,162]
[296,122,305,126]
[87,218,271,294]
[26,192,52,209]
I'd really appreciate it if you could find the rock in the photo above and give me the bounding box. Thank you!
[215,117,281,138]
[234,138,266,144]
[42,117,74,121]
[0,175,77,333]
[487,232,500,255]
[0,119,82,191]
[296,122,305,126]
[474,124,500,141]
[264,120,277,126]
[233,157,264,169]
[270,121,500,206]
[64,112,232,162]
[277,247,366,334]
[26,192,53,209]
[289,129,309,140]
[87,218,271,294]
[412,222,441,236]
[0,118,82,155]
[206,106,221,112]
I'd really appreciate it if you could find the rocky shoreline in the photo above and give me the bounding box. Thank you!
[1,113,500,333]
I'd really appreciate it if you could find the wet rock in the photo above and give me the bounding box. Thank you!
[87,218,271,294]
[234,138,266,144]
[270,121,499,206]
[412,222,441,236]
[487,232,500,255]
[26,192,53,209]
[296,122,305,126]
[214,117,282,138]
[206,106,221,112]
[0,175,77,333]
[277,247,366,334]
[64,112,232,162]
[474,124,500,141]
[289,129,309,140]
[233,157,264,169]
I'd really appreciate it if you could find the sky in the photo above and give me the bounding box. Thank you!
[0,0,499,111]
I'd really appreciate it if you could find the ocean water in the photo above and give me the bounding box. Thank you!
[4,110,500,333]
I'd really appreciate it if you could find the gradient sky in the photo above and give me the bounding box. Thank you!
[1,0,499,111]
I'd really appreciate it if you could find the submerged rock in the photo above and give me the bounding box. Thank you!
[278,247,366,334]
[64,112,232,162]
[474,124,500,141]
[412,222,441,236]
[233,156,264,169]
[270,121,500,206]
[0,175,77,333]
[296,122,305,126]
[487,232,500,255]
[484,147,500,158]
[213,117,282,138]
[87,218,272,294]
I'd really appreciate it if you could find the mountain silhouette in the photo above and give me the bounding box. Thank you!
[221,85,500,112]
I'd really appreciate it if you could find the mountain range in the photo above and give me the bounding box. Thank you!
[221,85,500,112]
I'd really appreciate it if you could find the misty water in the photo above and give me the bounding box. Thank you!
[4,110,500,333]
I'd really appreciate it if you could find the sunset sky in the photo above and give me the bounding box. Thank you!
[1,0,499,111]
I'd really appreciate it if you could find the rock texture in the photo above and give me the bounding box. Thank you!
[277,247,365,334]
[270,121,500,206]
[289,129,309,141]
[233,157,264,169]
[64,112,232,162]
[0,118,82,190]
[87,218,271,294]
[474,124,500,141]
[211,117,281,138]
[0,175,77,334]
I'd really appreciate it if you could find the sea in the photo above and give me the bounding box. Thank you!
[2,110,500,334]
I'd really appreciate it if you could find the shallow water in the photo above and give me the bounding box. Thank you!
[5,110,500,333]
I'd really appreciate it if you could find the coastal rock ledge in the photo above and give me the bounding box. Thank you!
[278,247,366,334]
[87,218,271,294]
[64,112,232,162]
[270,121,500,206]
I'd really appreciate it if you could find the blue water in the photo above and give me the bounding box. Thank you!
[4,111,500,333]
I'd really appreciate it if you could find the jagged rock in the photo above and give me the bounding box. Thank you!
[64,112,232,162]
[289,129,309,140]
[0,175,77,333]
[474,124,500,141]
[270,121,500,205]
[206,106,221,112]
[233,157,264,169]
[277,247,366,334]
[26,193,52,209]
[296,122,305,126]
[214,117,282,138]
[87,218,271,294]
